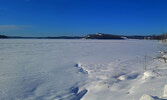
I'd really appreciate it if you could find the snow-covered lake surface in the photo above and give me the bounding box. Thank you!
[0,39,167,100]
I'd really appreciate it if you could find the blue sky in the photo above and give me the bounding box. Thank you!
[0,0,167,36]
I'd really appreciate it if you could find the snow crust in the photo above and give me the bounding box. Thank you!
[142,70,157,79]
[139,94,155,100]
[164,85,167,97]
[0,39,167,100]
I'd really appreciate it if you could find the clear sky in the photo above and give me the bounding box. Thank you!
[0,0,167,36]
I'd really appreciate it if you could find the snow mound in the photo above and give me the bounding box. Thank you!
[117,73,139,81]
[142,70,157,80]
[164,85,167,97]
[139,94,155,100]
[162,54,167,58]
[117,75,127,80]
[75,63,88,74]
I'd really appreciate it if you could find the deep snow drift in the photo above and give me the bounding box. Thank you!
[0,39,166,100]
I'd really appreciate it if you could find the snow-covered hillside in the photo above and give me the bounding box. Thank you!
[0,39,166,100]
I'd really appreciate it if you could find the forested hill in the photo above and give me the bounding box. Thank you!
[0,33,159,40]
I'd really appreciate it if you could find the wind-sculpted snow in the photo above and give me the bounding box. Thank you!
[0,39,166,100]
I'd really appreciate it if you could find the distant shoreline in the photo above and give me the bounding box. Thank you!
[0,33,154,40]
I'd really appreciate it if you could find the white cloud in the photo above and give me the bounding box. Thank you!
[0,25,31,31]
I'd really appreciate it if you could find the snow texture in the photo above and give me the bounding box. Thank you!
[139,94,155,100]
[0,39,167,100]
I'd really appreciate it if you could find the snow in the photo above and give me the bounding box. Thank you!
[139,94,155,100]
[164,85,167,97]
[0,39,167,100]
[142,70,157,79]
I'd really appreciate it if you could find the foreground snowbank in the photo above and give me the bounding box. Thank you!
[0,39,166,100]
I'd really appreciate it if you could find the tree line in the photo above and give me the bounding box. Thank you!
[152,33,167,40]
[0,35,7,38]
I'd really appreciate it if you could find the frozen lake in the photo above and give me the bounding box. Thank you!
[0,39,164,100]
